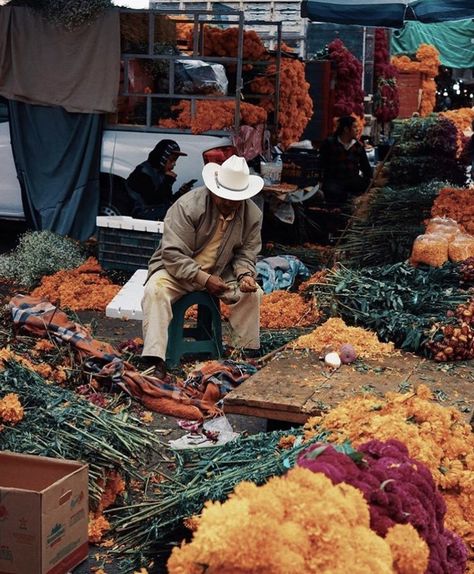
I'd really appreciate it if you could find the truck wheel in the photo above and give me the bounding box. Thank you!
[99,174,132,216]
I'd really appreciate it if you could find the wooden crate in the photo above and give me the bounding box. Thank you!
[397,72,423,118]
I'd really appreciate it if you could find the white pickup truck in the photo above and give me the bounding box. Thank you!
[0,97,234,219]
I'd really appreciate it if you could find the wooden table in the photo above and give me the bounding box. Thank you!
[224,350,474,424]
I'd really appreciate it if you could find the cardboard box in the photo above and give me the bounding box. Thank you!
[0,452,88,574]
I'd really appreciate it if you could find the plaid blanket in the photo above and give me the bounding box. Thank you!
[9,294,255,420]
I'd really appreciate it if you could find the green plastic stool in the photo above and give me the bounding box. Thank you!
[166,291,224,368]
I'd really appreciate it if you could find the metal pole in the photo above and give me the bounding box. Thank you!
[274,22,282,142]
[234,11,244,133]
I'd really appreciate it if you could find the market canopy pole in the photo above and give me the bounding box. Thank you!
[300,0,474,28]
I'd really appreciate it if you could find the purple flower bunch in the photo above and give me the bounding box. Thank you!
[297,439,467,573]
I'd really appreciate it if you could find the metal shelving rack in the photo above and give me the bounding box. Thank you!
[112,7,282,137]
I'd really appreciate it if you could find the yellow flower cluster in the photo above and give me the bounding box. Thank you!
[292,317,395,359]
[304,385,474,550]
[0,393,24,425]
[168,467,428,574]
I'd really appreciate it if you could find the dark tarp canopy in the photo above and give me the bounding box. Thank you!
[8,101,102,242]
[0,6,120,241]
[301,0,474,29]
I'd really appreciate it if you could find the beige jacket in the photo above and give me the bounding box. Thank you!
[146,186,262,289]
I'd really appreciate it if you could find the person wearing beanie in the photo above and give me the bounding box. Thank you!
[125,139,194,221]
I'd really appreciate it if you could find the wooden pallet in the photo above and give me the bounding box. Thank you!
[224,350,473,424]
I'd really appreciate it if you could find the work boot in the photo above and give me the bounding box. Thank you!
[141,356,167,379]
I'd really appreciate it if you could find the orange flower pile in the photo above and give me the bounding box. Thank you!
[392,44,440,116]
[0,393,24,425]
[159,100,267,133]
[431,187,474,235]
[251,57,313,148]
[292,317,395,359]
[304,384,474,553]
[168,467,428,574]
[187,291,320,328]
[31,257,121,312]
[224,291,319,329]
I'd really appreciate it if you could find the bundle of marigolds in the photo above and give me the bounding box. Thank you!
[431,187,474,236]
[31,257,121,311]
[167,465,429,573]
[250,56,313,148]
[297,439,467,573]
[292,317,395,359]
[304,384,474,561]
[427,297,474,361]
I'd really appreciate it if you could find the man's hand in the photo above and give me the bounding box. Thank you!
[239,275,258,293]
[205,275,228,296]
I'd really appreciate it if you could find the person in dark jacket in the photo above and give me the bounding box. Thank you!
[125,139,195,220]
[319,115,373,207]
[317,116,373,241]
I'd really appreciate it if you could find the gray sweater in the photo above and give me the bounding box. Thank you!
[146,186,262,289]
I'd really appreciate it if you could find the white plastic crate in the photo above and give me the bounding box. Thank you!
[96,216,164,272]
[106,269,147,320]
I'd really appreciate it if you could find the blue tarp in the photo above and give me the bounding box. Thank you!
[301,0,474,29]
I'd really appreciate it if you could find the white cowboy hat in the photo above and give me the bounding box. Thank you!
[202,155,264,201]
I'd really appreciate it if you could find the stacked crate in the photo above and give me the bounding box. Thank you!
[397,72,423,118]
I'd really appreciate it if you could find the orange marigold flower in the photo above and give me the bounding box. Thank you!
[385,523,429,574]
[0,393,24,424]
[277,434,296,449]
[34,339,55,352]
[88,513,111,544]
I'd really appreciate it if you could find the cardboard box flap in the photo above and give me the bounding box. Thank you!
[0,452,85,492]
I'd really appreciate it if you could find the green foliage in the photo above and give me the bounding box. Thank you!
[337,181,443,267]
[0,230,86,289]
[0,362,162,508]
[311,262,468,353]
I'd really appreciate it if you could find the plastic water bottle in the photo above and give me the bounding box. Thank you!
[274,153,283,184]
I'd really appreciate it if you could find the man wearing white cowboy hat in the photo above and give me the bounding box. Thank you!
[141,154,264,377]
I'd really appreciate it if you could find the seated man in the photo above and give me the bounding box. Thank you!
[141,155,264,378]
[125,139,195,221]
